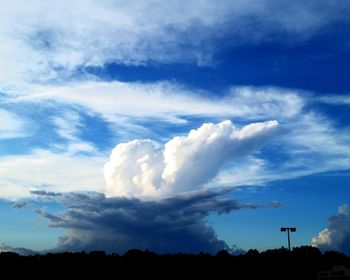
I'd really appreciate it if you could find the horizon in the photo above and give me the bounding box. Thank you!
[1,0,350,255]
[0,243,342,257]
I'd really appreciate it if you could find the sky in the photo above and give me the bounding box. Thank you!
[1,0,350,255]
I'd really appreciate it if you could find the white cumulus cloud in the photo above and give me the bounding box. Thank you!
[312,204,350,254]
[104,119,279,198]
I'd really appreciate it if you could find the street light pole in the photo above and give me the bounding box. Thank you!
[280,227,296,251]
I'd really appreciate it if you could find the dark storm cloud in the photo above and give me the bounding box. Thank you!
[30,190,62,197]
[12,200,28,209]
[34,190,280,254]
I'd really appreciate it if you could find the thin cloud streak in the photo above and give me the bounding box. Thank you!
[0,109,28,139]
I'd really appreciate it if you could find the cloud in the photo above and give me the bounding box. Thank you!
[0,150,105,199]
[216,110,350,188]
[52,111,82,141]
[278,113,350,172]
[1,0,349,90]
[12,200,28,209]
[30,190,62,197]
[1,87,350,200]
[0,243,36,255]
[0,109,28,139]
[24,82,302,125]
[52,111,97,154]
[316,95,350,106]
[104,119,279,198]
[34,190,279,254]
[312,204,350,254]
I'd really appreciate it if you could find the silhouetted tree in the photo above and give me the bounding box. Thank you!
[124,249,146,257]
[1,246,349,279]
[216,249,231,257]
[246,249,260,257]
[292,246,321,257]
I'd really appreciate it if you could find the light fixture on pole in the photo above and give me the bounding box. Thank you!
[280,227,296,251]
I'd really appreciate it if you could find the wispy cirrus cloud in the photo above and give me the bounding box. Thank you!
[1,0,350,91]
[0,150,105,199]
[217,111,350,187]
[52,111,97,155]
[0,109,28,139]
[22,82,304,124]
[316,95,350,106]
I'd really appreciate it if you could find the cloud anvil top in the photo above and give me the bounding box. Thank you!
[104,120,278,198]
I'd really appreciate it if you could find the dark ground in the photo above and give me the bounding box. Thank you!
[0,246,348,279]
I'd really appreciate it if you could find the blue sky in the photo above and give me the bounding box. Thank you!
[1,0,350,254]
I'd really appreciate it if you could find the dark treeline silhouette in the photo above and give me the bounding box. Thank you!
[1,246,349,279]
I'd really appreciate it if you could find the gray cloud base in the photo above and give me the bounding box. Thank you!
[34,190,279,254]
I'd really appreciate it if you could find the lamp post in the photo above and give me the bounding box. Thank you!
[280,227,296,251]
